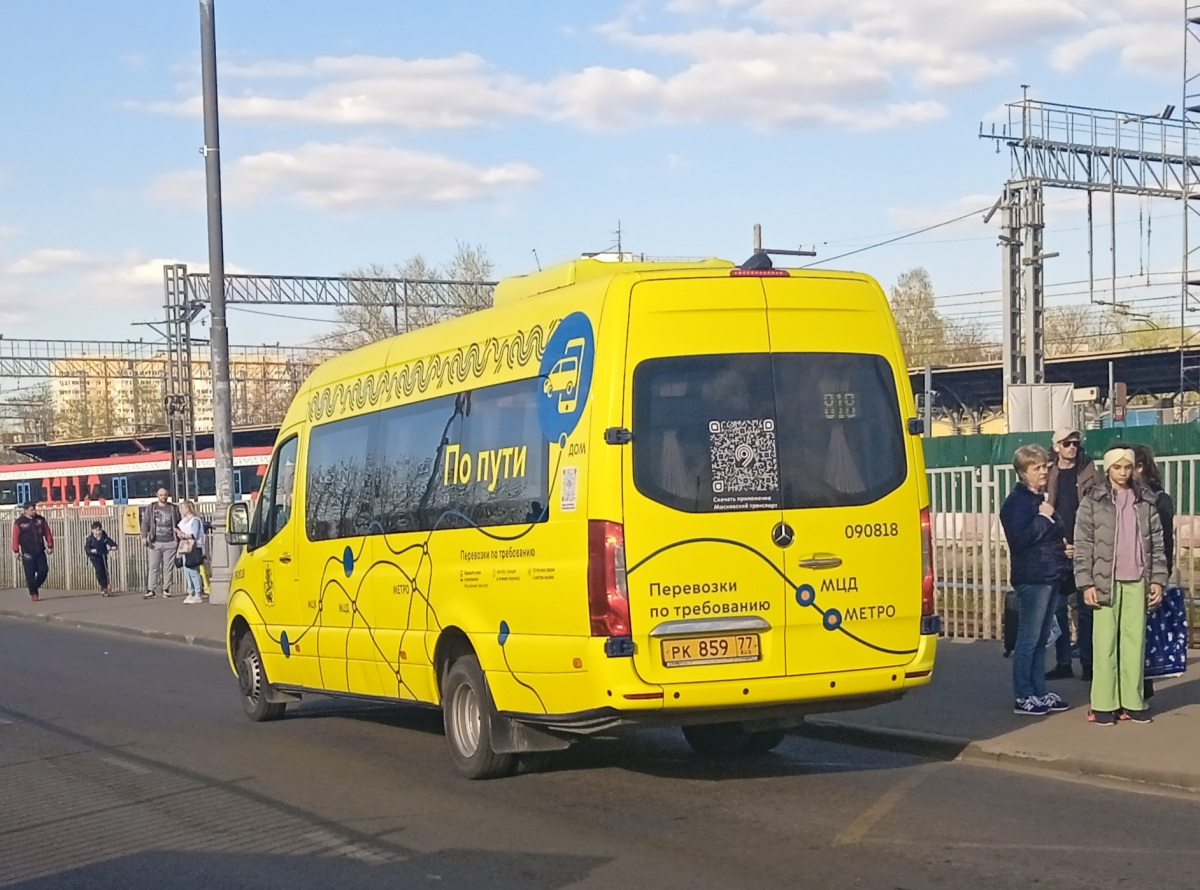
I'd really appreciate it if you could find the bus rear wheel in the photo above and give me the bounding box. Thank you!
[682,723,785,757]
[442,655,517,780]
[236,634,286,722]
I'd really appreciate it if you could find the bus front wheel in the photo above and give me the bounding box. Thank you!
[442,655,517,780]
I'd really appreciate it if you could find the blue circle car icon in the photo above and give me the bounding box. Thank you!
[543,338,586,414]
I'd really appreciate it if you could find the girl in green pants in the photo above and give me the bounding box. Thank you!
[1073,447,1167,726]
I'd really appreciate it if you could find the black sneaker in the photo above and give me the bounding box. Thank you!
[1123,709,1154,724]
[1045,664,1074,680]
[1088,709,1115,726]
[143,590,156,599]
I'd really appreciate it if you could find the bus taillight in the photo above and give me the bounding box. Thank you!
[588,520,630,637]
[920,507,935,616]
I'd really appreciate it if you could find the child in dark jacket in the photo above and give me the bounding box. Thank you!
[84,521,119,596]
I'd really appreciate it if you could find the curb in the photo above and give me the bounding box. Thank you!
[0,608,226,652]
[959,745,1200,794]
[797,717,970,760]
[798,716,1200,795]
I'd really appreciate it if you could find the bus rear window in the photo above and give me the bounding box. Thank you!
[631,353,906,513]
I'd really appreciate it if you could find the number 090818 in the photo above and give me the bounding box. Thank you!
[845,522,899,539]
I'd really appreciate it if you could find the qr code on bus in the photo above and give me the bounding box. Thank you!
[708,418,779,494]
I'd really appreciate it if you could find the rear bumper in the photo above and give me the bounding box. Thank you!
[505,631,938,734]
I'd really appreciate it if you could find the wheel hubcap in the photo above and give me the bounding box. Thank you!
[450,682,481,758]
[238,651,260,701]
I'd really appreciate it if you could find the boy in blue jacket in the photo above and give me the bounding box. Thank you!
[84,521,119,596]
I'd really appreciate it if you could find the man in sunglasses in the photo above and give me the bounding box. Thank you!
[1046,428,1099,680]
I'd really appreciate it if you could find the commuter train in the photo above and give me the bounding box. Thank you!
[0,446,272,507]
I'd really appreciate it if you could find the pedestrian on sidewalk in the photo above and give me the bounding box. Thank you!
[176,500,206,605]
[1132,444,1176,703]
[1074,446,1167,726]
[84,520,119,596]
[141,488,180,599]
[11,502,53,602]
[1000,444,1073,717]
[1046,428,1099,681]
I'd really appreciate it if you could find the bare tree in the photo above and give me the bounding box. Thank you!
[890,268,948,368]
[327,244,495,351]
[1044,305,1128,356]
[941,320,998,365]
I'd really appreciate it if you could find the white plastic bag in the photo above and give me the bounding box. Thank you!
[1045,615,1061,649]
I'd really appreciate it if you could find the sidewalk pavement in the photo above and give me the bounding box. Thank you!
[4,587,1199,793]
[1,587,226,652]
[802,638,1200,794]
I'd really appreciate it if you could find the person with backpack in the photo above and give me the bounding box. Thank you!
[11,502,54,601]
[1074,446,1168,725]
[84,520,119,596]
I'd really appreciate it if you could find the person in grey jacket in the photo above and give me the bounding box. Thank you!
[140,488,181,599]
[1073,446,1168,726]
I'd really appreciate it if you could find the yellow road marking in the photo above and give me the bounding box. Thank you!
[832,767,934,847]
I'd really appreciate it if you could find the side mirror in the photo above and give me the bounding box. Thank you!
[226,502,251,546]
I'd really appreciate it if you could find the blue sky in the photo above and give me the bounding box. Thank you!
[0,0,1187,355]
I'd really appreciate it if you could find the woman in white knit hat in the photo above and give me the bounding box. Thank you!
[1073,445,1168,725]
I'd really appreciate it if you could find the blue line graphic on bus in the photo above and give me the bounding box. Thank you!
[538,312,594,441]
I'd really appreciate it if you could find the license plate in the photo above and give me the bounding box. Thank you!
[660,634,760,667]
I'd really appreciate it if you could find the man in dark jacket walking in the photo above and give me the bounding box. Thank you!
[1000,445,1073,716]
[1046,428,1099,680]
[11,502,54,601]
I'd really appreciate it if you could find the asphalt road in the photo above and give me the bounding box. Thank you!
[2,617,1200,890]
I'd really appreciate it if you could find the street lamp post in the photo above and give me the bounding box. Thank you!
[200,0,236,605]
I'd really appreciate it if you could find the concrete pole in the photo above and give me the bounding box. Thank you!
[200,0,235,605]
[923,365,933,437]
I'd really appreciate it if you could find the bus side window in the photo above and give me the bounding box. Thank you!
[252,436,298,550]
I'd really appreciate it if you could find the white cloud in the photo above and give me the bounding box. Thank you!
[0,250,190,328]
[151,53,542,129]
[148,143,541,214]
[136,1,1178,139]
[5,248,98,276]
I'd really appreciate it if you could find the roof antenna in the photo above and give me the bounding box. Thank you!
[741,223,817,268]
[531,248,541,271]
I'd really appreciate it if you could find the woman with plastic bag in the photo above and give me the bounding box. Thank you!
[1132,445,1186,701]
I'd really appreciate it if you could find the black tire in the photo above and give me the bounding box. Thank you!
[743,728,787,755]
[235,634,286,722]
[442,655,517,780]
[682,723,751,757]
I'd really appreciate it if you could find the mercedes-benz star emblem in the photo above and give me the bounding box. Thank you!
[771,522,795,548]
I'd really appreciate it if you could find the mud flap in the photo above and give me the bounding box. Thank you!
[488,710,573,754]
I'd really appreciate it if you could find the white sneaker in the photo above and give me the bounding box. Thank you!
[183,594,202,604]
[162,591,174,599]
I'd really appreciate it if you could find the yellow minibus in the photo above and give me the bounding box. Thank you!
[224,256,939,778]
